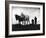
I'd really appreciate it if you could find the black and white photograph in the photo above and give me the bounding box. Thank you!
[5,1,45,37]
[12,6,40,31]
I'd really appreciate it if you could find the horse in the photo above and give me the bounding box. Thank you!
[21,13,30,25]
[15,15,25,24]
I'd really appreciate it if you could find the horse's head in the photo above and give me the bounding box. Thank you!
[15,15,19,20]
[15,14,21,20]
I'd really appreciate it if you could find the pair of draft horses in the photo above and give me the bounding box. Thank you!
[15,13,30,25]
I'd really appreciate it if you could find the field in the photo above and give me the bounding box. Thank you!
[12,24,40,31]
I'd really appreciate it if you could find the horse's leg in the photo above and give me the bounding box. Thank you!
[27,19,30,24]
[29,20,30,24]
[24,21,25,25]
[19,21,21,24]
[27,21,28,24]
[25,21,26,25]
[23,21,25,25]
[19,21,20,24]
[21,19,24,25]
[27,20,29,24]
[22,21,23,25]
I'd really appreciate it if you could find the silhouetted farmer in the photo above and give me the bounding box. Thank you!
[34,17,37,24]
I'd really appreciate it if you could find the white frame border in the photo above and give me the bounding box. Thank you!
[9,4,43,35]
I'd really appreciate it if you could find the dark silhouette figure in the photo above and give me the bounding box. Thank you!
[32,19,34,24]
[34,17,37,24]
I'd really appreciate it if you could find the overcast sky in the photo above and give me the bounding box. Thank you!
[12,7,40,24]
